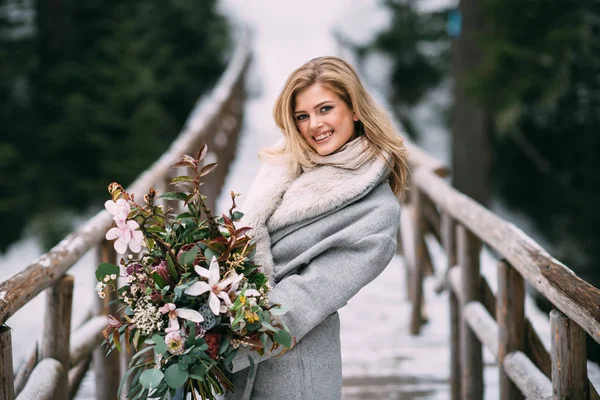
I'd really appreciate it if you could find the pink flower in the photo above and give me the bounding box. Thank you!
[105,220,144,253]
[165,331,185,355]
[104,199,130,224]
[185,256,234,315]
[159,303,204,333]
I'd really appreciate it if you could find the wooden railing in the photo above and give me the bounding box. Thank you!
[402,151,600,399]
[0,30,252,400]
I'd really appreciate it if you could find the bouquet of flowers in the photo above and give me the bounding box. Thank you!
[95,145,292,400]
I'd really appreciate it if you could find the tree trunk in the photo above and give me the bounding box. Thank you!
[451,0,491,206]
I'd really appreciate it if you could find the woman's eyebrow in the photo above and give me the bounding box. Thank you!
[294,100,334,114]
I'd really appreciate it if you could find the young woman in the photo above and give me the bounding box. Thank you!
[225,56,409,400]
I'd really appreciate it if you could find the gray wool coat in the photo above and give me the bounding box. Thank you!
[222,152,401,400]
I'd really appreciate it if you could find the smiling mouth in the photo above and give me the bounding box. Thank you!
[314,130,333,142]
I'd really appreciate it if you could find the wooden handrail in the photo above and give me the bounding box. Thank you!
[412,166,600,345]
[0,31,252,326]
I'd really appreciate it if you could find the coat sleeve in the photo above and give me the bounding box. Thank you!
[230,228,397,373]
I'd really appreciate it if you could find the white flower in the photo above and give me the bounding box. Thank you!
[104,199,130,224]
[159,303,204,333]
[106,220,144,254]
[165,331,185,355]
[131,296,162,336]
[185,256,234,315]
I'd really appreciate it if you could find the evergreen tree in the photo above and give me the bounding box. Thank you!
[0,0,36,251]
[0,0,230,250]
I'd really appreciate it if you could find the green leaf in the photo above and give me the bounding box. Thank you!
[232,211,244,221]
[152,272,167,288]
[166,253,178,281]
[269,306,288,316]
[218,335,230,355]
[164,364,189,389]
[273,329,292,348]
[128,346,155,368]
[179,245,200,266]
[152,334,168,355]
[247,355,255,379]
[118,364,145,398]
[186,322,197,346]
[204,248,218,262]
[139,368,164,389]
[175,212,194,220]
[260,321,276,332]
[159,192,189,201]
[260,333,268,352]
[95,262,119,281]
[170,175,194,184]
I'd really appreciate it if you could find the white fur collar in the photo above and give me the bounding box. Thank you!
[240,155,389,282]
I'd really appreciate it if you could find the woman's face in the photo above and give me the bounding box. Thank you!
[293,83,358,156]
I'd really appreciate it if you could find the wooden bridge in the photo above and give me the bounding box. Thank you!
[2,28,600,400]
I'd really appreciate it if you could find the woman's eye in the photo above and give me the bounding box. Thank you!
[296,114,308,121]
[320,105,333,113]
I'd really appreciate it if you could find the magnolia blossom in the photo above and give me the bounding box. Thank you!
[159,303,204,333]
[104,199,130,223]
[165,331,185,355]
[185,256,235,315]
[105,220,144,253]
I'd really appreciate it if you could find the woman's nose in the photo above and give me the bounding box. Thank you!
[310,115,323,131]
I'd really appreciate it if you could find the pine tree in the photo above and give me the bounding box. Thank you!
[0,0,230,250]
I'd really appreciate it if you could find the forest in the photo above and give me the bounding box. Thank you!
[0,0,230,250]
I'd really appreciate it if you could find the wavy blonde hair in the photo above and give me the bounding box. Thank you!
[262,56,408,197]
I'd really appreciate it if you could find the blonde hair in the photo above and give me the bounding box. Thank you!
[262,56,408,197]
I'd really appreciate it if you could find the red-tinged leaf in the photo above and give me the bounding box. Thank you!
[199,163,218,177]
[169,160,194,169]
[209,236,228,245]
[222,214,233,226]
[113,329,122,353]
[228,235,237,249]
[124,329,131,353]
[183,155,197,166]
[107,315,122,326]
[196,144,208,162]
[234,227,253,236]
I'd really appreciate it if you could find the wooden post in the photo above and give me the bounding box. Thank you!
[0,325,15,400]
[550,309,589,399]
[457,224,483,400]
[410,186,425,335]
[442,212,460,400]
[497,260,525,400]
[93,240,120,400]
[41,274,74,400]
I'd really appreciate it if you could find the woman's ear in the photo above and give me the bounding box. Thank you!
[353,113,359,122]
